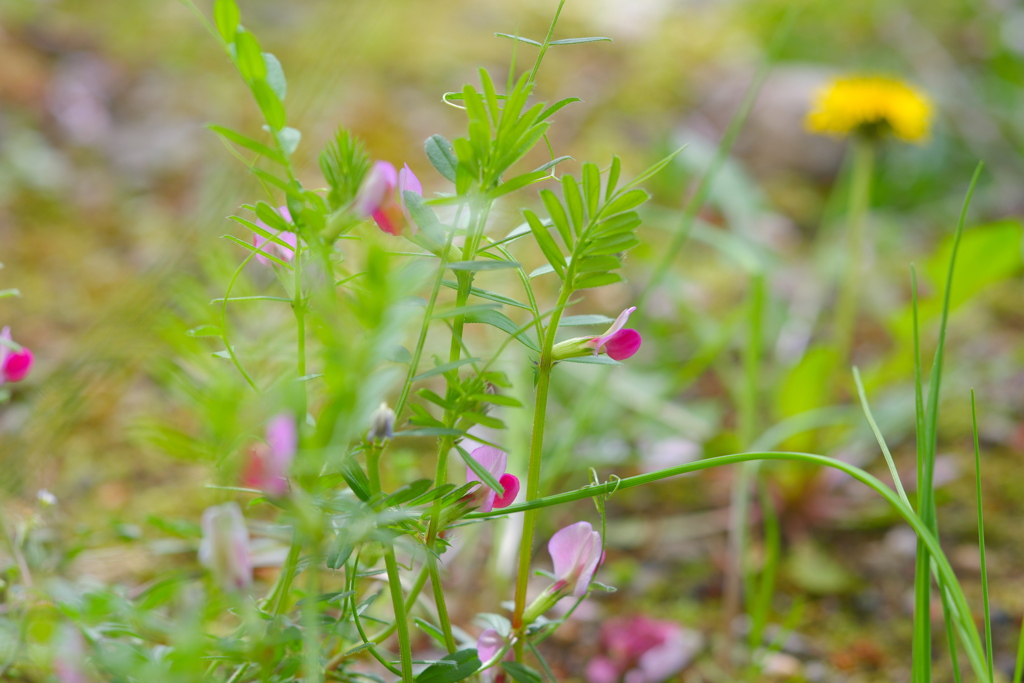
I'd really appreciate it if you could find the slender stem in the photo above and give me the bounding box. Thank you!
[527,0,568,85]
[383,548,415,683]
[1013,614,1024,683]
[973,392,994,682]
[832,136,875,373]
[512,282,573,655]
[366,442,415,683]
[268,532,302,616]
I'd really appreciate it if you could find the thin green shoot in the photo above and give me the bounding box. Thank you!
[853,366,910,507]
[972,390,993,682]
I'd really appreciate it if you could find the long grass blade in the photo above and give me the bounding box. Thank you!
[972,390,994,682]
[853,366,909,506]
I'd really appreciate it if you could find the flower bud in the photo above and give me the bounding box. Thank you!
[367,402,396,442]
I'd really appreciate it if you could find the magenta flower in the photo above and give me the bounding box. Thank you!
[251,206,297,266]
[585,307,642,361]
[198,502,252,592]
[585,616,697,683]
[353,161,422,235]
[242,413,296,498]
[549,521,603,597]
[1,327,33,384]
[465,446,521,513]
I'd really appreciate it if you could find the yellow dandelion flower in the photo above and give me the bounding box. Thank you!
[805,75,933,143]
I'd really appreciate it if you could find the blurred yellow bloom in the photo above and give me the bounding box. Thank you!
[805,76,933,143]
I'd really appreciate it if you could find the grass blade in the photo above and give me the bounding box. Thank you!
[972,391,994,682]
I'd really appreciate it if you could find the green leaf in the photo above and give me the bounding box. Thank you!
[384,479,433,507]
[501,662,543,683]
[586,235,639,257]
[592,212,642,238]
[468,393,523,408]
[262,53,287,100]
[573,272,621,290]
[0,289,21,299]
[494,33,542,47]
[228,216,294,251]
[425,134,458,183]
[548,36,613,45]
[208,124,284,164]
[538,97,582,122]
[222,234,293,268]
[560,315,613,327]
[562,174,585,236]
[455,446,503,496]
[606,156,622,200]
[531,155,572,174]
[582,163,601,218]
[186,325,223,338]
[254,201,291,231]
[252,80,286,130]
[622,146,686,192]
[433,304,502,320]
[235,32,266,83]
[413,358,480,381]
[462,411,505,430]
[489,169,550,199]
[277,126,301,156]
[415,649,482,683]
[341,457,371,501]
[773,345,837,451]
[213,0,240,43]
[599,188,649,219]
[465,309,540,352]
[575,254,621,274]
[523,209,565,278]
[440,281,531,310]
[540,189,573,249]
[448,260,520,272]
[404,191,446,243]
[529,264,555,279]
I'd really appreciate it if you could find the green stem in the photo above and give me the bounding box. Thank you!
[832,136,875,373]
[512,282,573,653]
[383,549,415,683]
[366,443,414,683]
[527,0,568,85]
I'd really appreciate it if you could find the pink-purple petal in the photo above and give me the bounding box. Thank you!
[3,349,33,382]
[354,161,398,217]
[493,473,520,509]
[605,329,642,360]
[477,629,504,663]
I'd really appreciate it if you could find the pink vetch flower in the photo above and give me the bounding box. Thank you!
[353,161,422,235]
[585,616,698,683]
[198,502,252,592]
[549,521,603,597]
[585,307,642,361]
[54,624,88,683]
[0,326,34,384]
[465,446,521,513]
[477,629,513,682]
[252,206,297,266]
[242,414,297,498]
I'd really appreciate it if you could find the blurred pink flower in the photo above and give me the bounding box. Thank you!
[477,628,512,682]
[465,446,520,513]
[353,161,422,235]
[242,414,296,497]
[586,307,642,361]
[549,521,602,597]
[585,616,697,683]
[54,624,88,683]
[198,502,252,592]
[1,327,34,384]
[251,206,297,265]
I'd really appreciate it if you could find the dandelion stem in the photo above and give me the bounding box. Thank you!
[833,136,875,374]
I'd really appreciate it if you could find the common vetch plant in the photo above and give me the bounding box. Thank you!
[1,4,1015,683]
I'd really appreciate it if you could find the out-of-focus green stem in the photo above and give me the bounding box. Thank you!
[425,199,491,655]
[833,136,875,373]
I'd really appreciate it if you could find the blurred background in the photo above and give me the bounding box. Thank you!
[2,0,1024,680]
